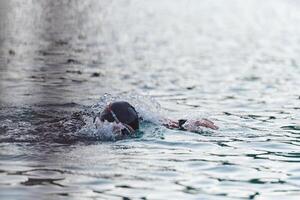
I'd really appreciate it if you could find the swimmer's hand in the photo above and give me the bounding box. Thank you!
[162,119,179,129]
[183,119,219,131]
[163,118,218,131]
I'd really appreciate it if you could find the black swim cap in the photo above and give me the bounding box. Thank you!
[100,101,139,130]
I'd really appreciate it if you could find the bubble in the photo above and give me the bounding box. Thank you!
[78,120,118,141]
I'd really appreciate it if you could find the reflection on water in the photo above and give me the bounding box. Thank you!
[1,0,300,199]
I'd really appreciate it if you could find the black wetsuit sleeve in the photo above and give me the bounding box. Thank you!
[178,119,187,130]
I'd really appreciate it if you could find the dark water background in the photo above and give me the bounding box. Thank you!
[0,0,300,199]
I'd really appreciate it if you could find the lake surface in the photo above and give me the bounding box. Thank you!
[0,0,300,199]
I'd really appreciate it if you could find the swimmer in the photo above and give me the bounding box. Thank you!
[93,101,218,137]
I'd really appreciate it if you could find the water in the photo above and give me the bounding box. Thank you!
[0,0,300,199]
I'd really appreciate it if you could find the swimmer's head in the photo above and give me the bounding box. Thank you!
[100,101,139,130]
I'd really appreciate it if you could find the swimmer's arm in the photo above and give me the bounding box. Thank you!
[162,118,219,131]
